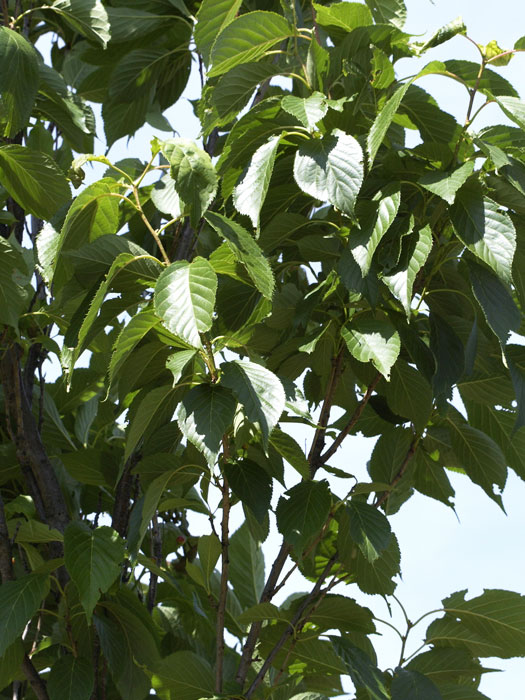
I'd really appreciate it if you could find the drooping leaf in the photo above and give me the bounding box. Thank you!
[154,257,217,349]
[391,668,442,700]
[368,82,410,164]
[224,460,272,521]
[194,0,243,66]
[294,129,364,217]
[0,574,49,657]
[233,135,281,229]
[0,28,39,137]
[221,359,285,447]
[419,162,474,205]
[429,313,465,402]
[364,0,407,28]
[383,224,433,317]
[229,523,265,608]
[205,211,275,298]
[125,384,177,460]
[446,419,507,503]
[64,522,125,621]
[276,480,331,552]
[331,636,390,700]
[386,359,433,433]
[152,651,215,699]
[450,182,516,283]
[269,427,310,479]
[282,92,328,131]
[177,384,236,465]
[166,349,198,386]
[0,145,70,220]
[496,96,525,130]
[0,238,30,330]
[197,534,221,593]
[341,318,400,380]
[208,11,293,78]
[350,186,401,275]
[160,139,218,226]
[211,61,280,122]
[108,309,160,390]
[417,16,467,53]
[344,501,392,563]
[48,656,94,700]
[50,0,111,47]
[466,257,520,346]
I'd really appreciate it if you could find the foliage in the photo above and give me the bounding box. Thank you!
[1,0,525,698]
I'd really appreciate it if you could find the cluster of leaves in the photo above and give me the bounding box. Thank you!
[2,0,525,698]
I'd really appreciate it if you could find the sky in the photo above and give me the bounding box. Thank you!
[68,1,525,697]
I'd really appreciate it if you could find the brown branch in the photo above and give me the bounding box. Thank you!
[1,345,69,535]
[215,476,230,694]
[147,514,162,613]
[320,372,382,465]
[1,0,9,28]
[308,348,344,477]
[111,453,140,537]
[21,656,49,700]
[244,555,337,699]
[374,437,420,509]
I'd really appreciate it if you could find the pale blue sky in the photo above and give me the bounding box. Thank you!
[86,2,525,697]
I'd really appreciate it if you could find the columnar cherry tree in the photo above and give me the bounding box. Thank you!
[2,0,525,698]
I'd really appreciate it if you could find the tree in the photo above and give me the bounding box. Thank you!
[1,0,525,697]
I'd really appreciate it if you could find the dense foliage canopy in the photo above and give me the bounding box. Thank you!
[2,0,525,698]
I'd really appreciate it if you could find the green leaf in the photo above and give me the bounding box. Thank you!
[418,16,467,53]
[309,595,375,634]
[229,523,265,608]
[212,61,279,122]
[406,645,489,686]
[426,614,506,658]
[166,349,198,386]
[282,92,328,131]
[341,318,400,380]
[383,224,433,317]
[204,211,275,298]
[269,427,310,479]
[224,460,272,521]
[0,574,49,657]
[0,28,39,137]
[0,640,23,692]
[198,534,221,593]
[294,129,364,217]
[313,2,373,38]
[160,139,218,226]
[64,522,125,621]
[105,7,164,43]
[154,257,217,349]
[331,636,390,700]
[391,668,442,700]
[450,183,516,283]
[386,359,433,433]
[429,313,465,401]
[276,480,331,552]
[496,96,525,130]
[466,257,520,346]
[0,145,70,220]
[152,651,215,699]
[48,656,94,700]
[208,11,293,78]
[339,530,401,595]
[0,238,29,330]
[368,82,410,164]
[237,602,280,624]
[50,0,110,47]
[102,92,153,147]
[125,384,177,460]
[94,614,151,700]
[344,501,391,563]
[350,186,401,275]
[194,0,243,66]
[419,162,474,205]
[177,384,236,465]
[221,360,285,447]
[446,420,507,503]
[108,309,160,390]
[233,135,281,229]
[364,0,407,28]
[151,174,181,219]
[443,589,525,657]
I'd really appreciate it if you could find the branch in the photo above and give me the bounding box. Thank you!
[320,372,382,465]
[215,476,230,694]
[111,452,140,537]
[244,555,337,699]
[374,436,420,509]
[308,348,344,477]
[147,514,162,613]
[21,655,49,700]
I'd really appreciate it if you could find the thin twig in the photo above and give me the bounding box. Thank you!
[244,555,337,699]
[147,515,162,612]
[215,473,230,694]
[308,349,344,477]
[320,372,382,465]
